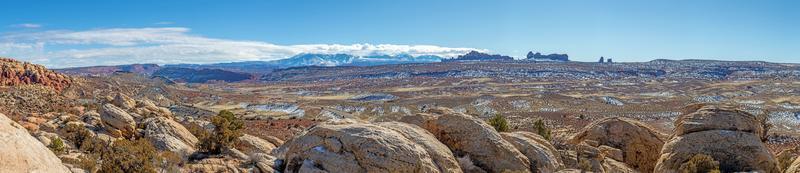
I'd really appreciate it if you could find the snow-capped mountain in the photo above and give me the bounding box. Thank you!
[270,53,442,67]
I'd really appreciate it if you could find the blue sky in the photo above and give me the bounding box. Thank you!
[1,0,798,67]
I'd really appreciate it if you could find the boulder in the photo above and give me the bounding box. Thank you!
[142,117,199,156]
[99,103,136,136]
[788,157,800,173]
[113,93,136,109]
[250,153,278,173]
[500,131,563,173]
[400,107,531,173]
[182,158,252,173]
[654,104,779,172]
[570,117,667,172]
[280,123,444,173]
[377,122,462,173]
[0,113,71,172]
[778,147,800,172]
[239,134,278,154]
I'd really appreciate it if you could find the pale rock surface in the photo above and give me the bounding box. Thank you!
[113,93,136,109]
[400,107,531,173]
[99,103,136,136]
[654,104,779,173]
[0,113,71,172]
[501,131,563,173]
[570,117,667,173]
[378,121,463,173]
[239,134,278,154]
[142,116,199,156]
[281,123,443,173]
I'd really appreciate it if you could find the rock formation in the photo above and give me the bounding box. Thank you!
[400,107,531,173]
[0,113,71,172]
[526,51,569,61]
[377,122,462,173]
[570,117,667,172]
[0,58,72,91]
[501,131,563,173]
[142,116,199,156]
[654,104,779,172]
[443,51,514,62]
[238,134,279,154]
[99,103,137,137]
[279,123,451,173]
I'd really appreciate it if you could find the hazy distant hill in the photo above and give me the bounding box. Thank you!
[57,64,161,76]
[152,67,253,83]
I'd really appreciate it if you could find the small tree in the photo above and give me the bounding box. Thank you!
[48,137,66,154]
[99,138,160,173]
[533,119,551,140]
[62,124,94,149]
[200,110,244,154]
[488,114,509,132]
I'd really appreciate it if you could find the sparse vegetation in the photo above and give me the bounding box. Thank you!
[99,138,161,173]
[487,114,509,132]
[47,137,65,154]
[199,110,244,154]
[61,124,95,150]
[533,119,552,140]
[679,154,721,173]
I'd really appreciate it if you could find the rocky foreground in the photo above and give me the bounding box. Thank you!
[2,95,800,173]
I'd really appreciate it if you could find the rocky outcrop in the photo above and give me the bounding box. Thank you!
[0,58,72,91]
[654,104,779,172]
[778,147,800,172]
[0,113,71,172]
[99,103,136,137]
[142,117,199,156]
[526,51,569,61]
[280,123,450,173]
[400,107,531,173]
[788,157,800,173]
[501,131,563,173]
[570,117,667,172]
[377,122,462,173]
[113,93,136,109]
[239,134,278,154]
[442,51,514,62]
[182,158,252,173]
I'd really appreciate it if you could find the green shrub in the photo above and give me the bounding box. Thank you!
[199,110,244,154]
[488,114,509,132]
[533,119,552,140]
[679,154,721,173]
[62,124,94,149]
[99,138,160,173]
[47,137,65,154]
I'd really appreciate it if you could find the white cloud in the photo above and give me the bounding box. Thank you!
[11,23,43,28]
[154,21,174,25]
[0,27,482,68]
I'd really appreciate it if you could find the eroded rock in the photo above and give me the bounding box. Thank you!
[570,117,667,172]
[0,113,71,172]
[400,107,531,173]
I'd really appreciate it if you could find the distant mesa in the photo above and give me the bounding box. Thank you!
[526,51,569,62]
[443,51,514,62]
[152,67,253,83]
[58,64,161,76]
